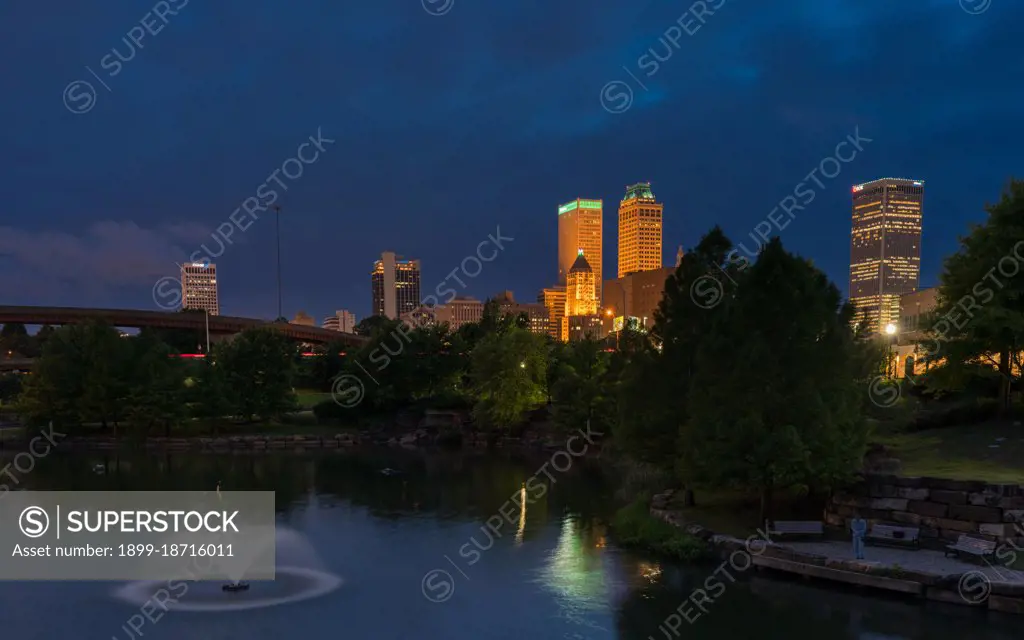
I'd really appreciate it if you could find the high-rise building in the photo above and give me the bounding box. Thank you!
[323,309,356,333]
[603,266,674,333]
[290,311,315,326]
[538,286,566,341]
[617,182,663,278]
[180,262,219,315]
[372,251,421,319]
[562,251,601,341]
[493,291,549,336]
[558,198,603,302]
[849,178,924,334]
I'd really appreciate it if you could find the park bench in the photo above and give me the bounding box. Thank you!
[768,520,824,539]
[945,534,996,561]
[865,523,920,549]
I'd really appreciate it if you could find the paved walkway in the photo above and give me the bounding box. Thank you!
[783,540,1024,584]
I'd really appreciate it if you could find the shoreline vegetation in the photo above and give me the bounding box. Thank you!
[610,495,712,561]
[5,188,1024,533]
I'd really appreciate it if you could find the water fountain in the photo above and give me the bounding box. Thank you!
[111,526,342,612]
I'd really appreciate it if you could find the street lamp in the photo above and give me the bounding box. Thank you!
[273,205,283,321]
[885,323,898,378]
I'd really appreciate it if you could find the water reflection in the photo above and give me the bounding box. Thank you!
[515,484,526,545]
[4,450,1024,639]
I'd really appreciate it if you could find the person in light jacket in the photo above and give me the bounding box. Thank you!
[851,515,867,560]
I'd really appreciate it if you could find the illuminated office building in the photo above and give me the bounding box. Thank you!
[617,182,663,278]
[538,286,567,341]
[562,251,601,341]
[180,262,219,315]
[558,198,603,302]
[371,251,421,319]
[603,266,674,333]
[848,178,924,334]
[290,311,316,326]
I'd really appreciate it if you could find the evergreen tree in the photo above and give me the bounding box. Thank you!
[683,238,867,523]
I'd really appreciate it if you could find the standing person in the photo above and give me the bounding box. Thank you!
[851,515,867,560]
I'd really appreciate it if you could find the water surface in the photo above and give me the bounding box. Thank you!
[0,449,1018,639]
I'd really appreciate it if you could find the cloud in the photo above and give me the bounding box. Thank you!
[0,220,211,290]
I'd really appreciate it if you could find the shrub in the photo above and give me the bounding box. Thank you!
[611,497,711,562]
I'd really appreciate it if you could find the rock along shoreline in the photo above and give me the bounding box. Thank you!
[649,489,1024,616]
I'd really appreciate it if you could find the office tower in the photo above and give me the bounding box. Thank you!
[372,251,421,319]
[322,309,356,333]
[180,262,219,315]
[617,182,664,278]
[603,266,674,333]
[558,198,603,302]
[562,251,601,341]
[849,178,924,334]
[493,291,550,335]
[538,286,567,341]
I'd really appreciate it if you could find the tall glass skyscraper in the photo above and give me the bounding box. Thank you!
[180,262,219,315]
[557,198,603,303]
[848,178,924,334]
[372,251,421,319]
[617,182,663,278]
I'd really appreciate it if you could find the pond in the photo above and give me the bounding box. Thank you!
[0,448,1018,639]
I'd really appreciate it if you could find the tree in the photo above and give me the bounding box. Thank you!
[17,322,130,431]
[354,315,392,337]
[682,238,867,523]
[189,356,231,431]
[551,338,615,434]
[615,227,738,471]
[122,334,188,437]
[469,327,547,433]
[77,323,133,433]
[216,328,297,421]
[931,179,1024,415]
[0,322,34,357]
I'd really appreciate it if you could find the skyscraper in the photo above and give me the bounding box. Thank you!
[617,182,663,278]
[849,178,924,334]
[563,250,601,341]
[372,251,421,319]
[180,262,219,315]
[558,198,603,302]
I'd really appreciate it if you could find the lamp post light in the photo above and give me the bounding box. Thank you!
[885,323,898,378]
[273,205,283,321]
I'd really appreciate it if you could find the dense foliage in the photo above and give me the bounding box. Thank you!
[4,230,881,520]
[930,179,1024,414]
[14,323,298,435]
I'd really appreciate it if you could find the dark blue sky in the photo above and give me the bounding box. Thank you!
[1,0,1021,322]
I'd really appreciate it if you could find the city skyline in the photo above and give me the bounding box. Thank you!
[1,2,1020,323]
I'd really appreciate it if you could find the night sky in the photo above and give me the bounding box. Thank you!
[1,0,1021,322]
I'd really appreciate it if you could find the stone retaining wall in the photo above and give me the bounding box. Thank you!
[827,474,1024,547]
[3,430,592,453]
[651,489,1024,615]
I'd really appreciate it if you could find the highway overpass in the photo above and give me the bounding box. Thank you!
[0,306,367,347]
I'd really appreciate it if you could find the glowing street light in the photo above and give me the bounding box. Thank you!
[884,323,898,378]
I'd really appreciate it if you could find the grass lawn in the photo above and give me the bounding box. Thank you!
[295,389,332,409]
[877,421,1024,483]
